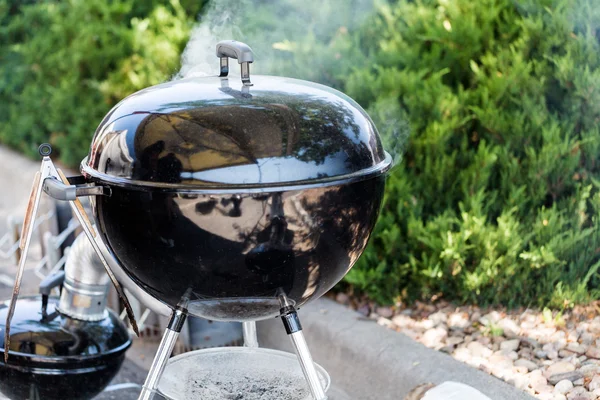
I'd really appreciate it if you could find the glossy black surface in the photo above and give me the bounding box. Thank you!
[83,75,389,188]
[92,176,385,321]
[0,354,126,400]
[0,297,131,400]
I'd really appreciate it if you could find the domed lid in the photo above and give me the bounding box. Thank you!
[82,41,391,190]
[0,297,131,365]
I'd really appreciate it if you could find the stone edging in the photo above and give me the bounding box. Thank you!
[257,298,535,400]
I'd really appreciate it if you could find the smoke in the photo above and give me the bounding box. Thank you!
[175,1,245,78]
[174,0,409,166]
[175,0,379,80]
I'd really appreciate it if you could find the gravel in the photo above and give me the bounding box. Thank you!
[335,296,600,400]
[548,372,583,385]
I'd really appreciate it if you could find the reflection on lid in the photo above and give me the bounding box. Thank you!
[180,152,350,184]
[85,75,390,187]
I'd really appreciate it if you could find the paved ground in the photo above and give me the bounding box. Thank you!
[0,147,43,236]
[258,298,535,400]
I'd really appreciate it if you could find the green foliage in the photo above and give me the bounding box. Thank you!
[236,0,600,308]
[483,322,504,337]
[0,0,205,165]
[344,0,600,308]
[3,0,600,308]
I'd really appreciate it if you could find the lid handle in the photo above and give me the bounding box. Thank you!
[216,40,254,86]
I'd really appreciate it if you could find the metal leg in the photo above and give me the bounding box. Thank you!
[138,309,187,400]
[5,166,45,361]
[242,321,259,348]
[29,383,40,400]
[281,310,328,400]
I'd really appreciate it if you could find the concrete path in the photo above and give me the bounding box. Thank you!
[258,298,535,400]
[0,146,42,229]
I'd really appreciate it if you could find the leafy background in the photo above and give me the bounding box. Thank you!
[2,0,600,308]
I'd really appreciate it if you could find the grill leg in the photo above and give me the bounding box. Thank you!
[242,321,259,348]
[138,309,187,400]
[281,309,328,400]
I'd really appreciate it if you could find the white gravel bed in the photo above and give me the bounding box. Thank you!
[336,294,600,400]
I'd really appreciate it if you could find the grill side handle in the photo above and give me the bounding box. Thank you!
[42,175,111,201]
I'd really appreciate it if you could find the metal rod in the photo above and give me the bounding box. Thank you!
[219,57,229,77]
[281,311,327,400]
[241,62,252,86]
[42,174,109,200]
[103,383,143,393]
[75,184,109,197]
[242,321,259,348]
[4,162,47,362]
[8,215,21,264]
[138,309,187,400]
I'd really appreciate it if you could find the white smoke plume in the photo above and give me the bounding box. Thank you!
[175,0,378,80]
[173,0,409,165]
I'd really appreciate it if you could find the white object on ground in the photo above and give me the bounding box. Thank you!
[423,381,492,400]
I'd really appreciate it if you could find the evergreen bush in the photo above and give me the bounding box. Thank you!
[341,0,600,308]
[0,0,205,165]
[234,0,600,308]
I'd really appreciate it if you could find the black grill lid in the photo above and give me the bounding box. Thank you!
[82,42,391,190]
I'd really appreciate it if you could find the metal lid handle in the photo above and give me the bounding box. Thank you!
[216,40,254,86]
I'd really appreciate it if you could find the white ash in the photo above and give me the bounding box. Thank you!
[159,349,326,400]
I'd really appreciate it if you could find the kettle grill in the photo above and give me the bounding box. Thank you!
[5,40,392,400]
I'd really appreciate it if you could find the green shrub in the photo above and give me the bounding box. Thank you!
[0,0,204,166]
[341,0,600,308]
[219,0,600,307]
[3,0,600,308]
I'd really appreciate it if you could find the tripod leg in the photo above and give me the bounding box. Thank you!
[138,309,186,400]
[4,162,48,361]
[281,310,328,400]
[242,321,259,348]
